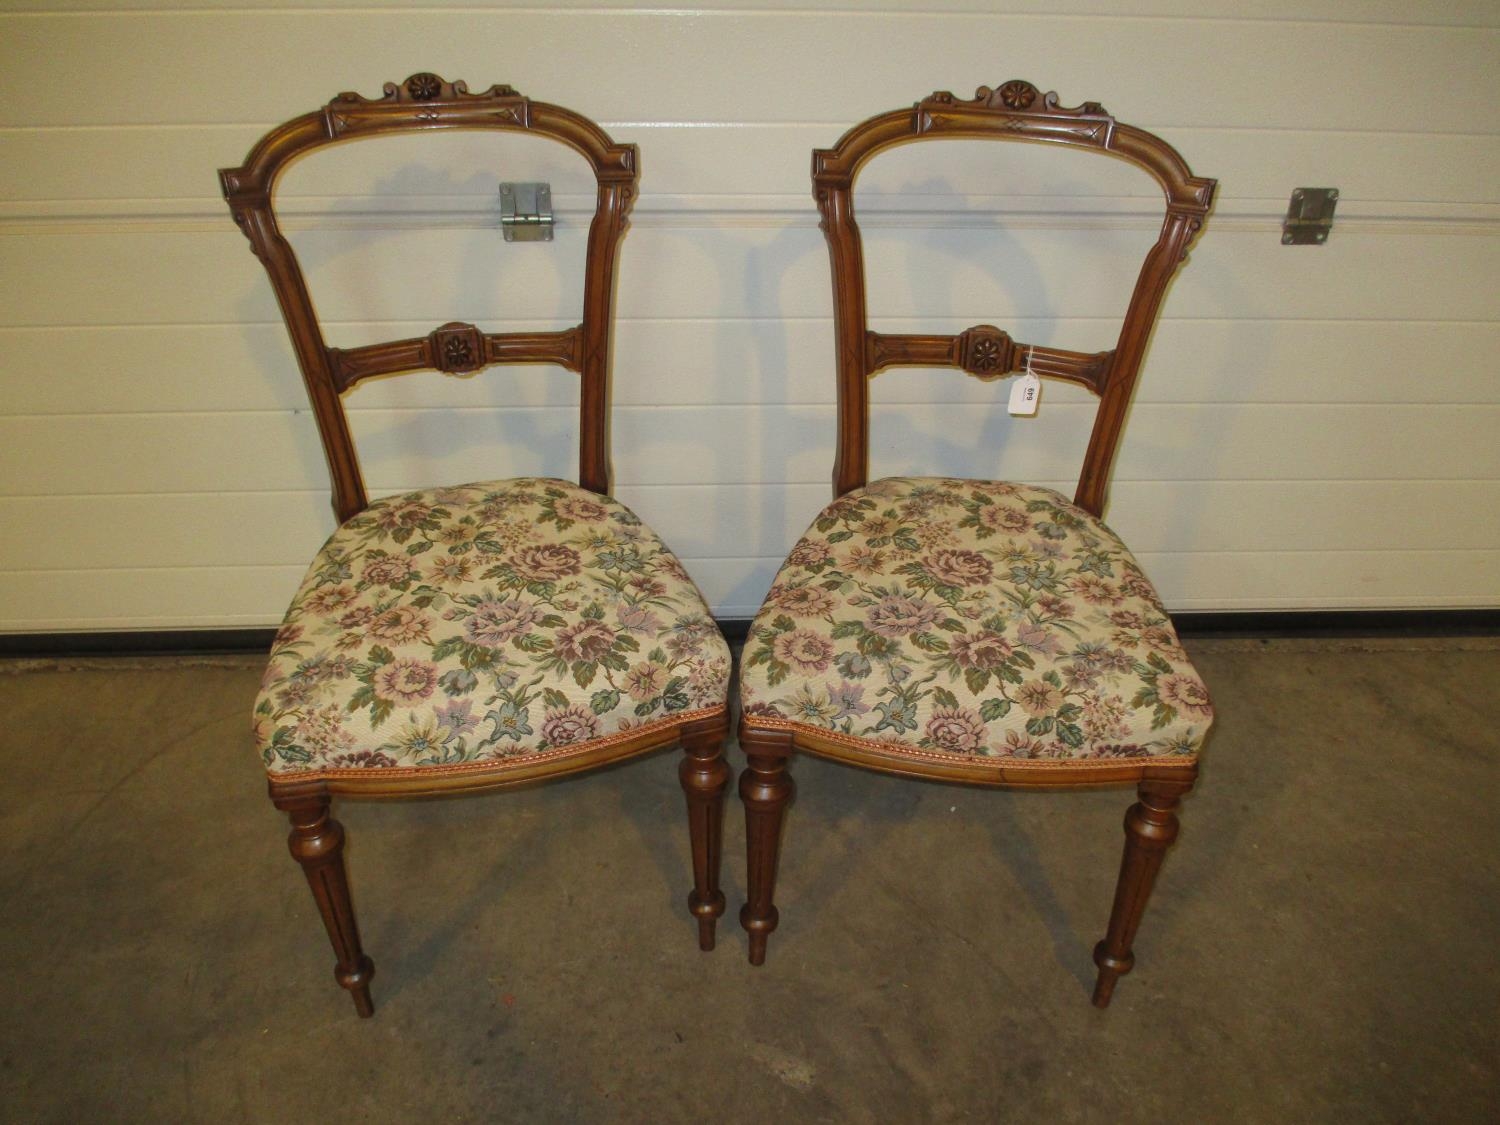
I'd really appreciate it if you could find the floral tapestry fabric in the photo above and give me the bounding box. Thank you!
[255,478,730,777]
[740,477,1211,766]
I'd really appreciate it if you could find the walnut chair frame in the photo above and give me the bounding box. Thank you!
[221,74,729,1016]
[738,81,1217,1006]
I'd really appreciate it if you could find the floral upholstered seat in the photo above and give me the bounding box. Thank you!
[256,478,731,781]
[740,477,1211,768]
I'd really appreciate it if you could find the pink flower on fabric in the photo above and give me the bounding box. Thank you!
[465,599,542,646]
[1068,575,1124,605]
[541,705,601,745]
[373,500,434,532]
[829,681,870,719]
[769,584,837,617]
[1142,626,1187,659]
[338,606,377,630]
[948,630,1013,670]
[552,495,610,523]
[367,606,433,645]
[786,540,833,569]
[999,729,1045,758]
[1016,678,1063,716]
[772,629,835,674]
[1014,620,1065,656]
[374,659,439,705]
[842,546,887,575]
[294,705,355,757]
[1082,694,1131,740]
[625,661,668,701]
[1034,594,1075,620]
[978,505,1030,534]
[302,585,357,616]
[362,555,417,587]
[511,544,582,583]
[1156,674,1213,718]
[866,595,943,637]
[687,656,731,703]
[626,576,669,600]
[554,619,616,663]
[924,706,988,754]
[428,556,475,583]
[616,604,664,636]
[435,698,480,736]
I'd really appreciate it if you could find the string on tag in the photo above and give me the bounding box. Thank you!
[1008,349,1041,416]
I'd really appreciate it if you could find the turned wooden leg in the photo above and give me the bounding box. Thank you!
[1092,778,1193,1008]
[678,714,731,951]
[738,724,795,966]
[277,792,376,1018]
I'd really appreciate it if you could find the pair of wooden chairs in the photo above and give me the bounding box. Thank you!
[221,73,1215,1017]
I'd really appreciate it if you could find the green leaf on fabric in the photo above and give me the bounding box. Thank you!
[1056,721,1085,748]
[979,697,1010,722]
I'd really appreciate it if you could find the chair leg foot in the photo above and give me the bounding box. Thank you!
[679,715,731,951]
[1091,778,1191,1008]
[282,794,376,1018]
[738,725,794,966]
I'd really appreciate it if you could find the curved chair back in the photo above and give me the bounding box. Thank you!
[220,73,639,521]
[813,80,1216,515]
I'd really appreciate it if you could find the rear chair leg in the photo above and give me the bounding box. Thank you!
[738,725,795,965]
[1092,778,1193,1008]
[678,714,731,950]
[278,793,375,1017]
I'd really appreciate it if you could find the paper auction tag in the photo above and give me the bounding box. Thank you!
[1008,373,1041,416]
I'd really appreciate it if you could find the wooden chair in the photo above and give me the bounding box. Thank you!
[219,74,731,1016]
[737,81,1217,1006]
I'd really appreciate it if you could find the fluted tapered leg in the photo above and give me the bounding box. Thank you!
[278,793,375,1017]
[678,713,731,950]
[1092,778,1193,1008]
[738,724,795,965]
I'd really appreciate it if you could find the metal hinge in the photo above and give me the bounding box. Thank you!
[499,182,553,242]
[1282,187,1338,245]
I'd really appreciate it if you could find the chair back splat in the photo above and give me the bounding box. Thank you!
[812,79,1216,516]
[219,73,639,522]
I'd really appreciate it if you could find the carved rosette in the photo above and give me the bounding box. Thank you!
[994,80,1038,110]
[430,322,486,374]
[959,325,1016,379]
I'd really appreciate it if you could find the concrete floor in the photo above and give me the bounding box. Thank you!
[1,637,1497,1123]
